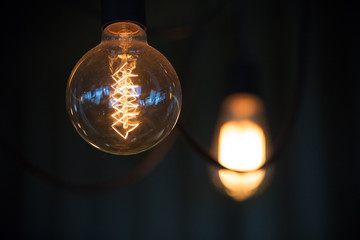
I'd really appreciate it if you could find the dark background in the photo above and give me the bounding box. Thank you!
[1,0,359,239]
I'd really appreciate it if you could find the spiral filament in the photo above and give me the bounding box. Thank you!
[111,60,140,139]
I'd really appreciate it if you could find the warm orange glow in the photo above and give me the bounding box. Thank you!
[218,169,265,201]
[217,120,266,201]
[225,94,261,118]
[219,121,265,171]
[111,60,140,139]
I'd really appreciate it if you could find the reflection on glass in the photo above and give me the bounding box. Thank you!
[211,94,271,201]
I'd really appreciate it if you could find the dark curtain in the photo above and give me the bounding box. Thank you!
[1,0,359,239]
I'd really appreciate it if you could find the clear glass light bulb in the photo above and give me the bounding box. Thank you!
[66,22,182,155]
[211,93,271,201]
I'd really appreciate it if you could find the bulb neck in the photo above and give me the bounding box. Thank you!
[101,22,147,44]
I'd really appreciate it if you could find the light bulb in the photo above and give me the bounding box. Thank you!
[66,22,182,155]
[211,94,271,201]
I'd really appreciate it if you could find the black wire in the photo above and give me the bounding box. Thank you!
[1,130,178,194]
[176,0,310,174]
[175,123,274,173]
[0,1,232,193]
[1,0,309,191]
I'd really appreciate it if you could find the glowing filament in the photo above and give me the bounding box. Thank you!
[111,61,140,139]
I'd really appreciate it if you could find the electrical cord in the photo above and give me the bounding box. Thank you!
[1,0,308,192]
[175,0,310,174]
[1,130,178,194]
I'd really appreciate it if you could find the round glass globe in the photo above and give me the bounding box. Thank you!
[66,22,182,155]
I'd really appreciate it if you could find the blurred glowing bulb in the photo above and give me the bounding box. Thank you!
[66,22,182,155]
[211,94,271,201]
[219,121,265,171]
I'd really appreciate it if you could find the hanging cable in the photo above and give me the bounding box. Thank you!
[176,0,310,173]
[1,0,310,192]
